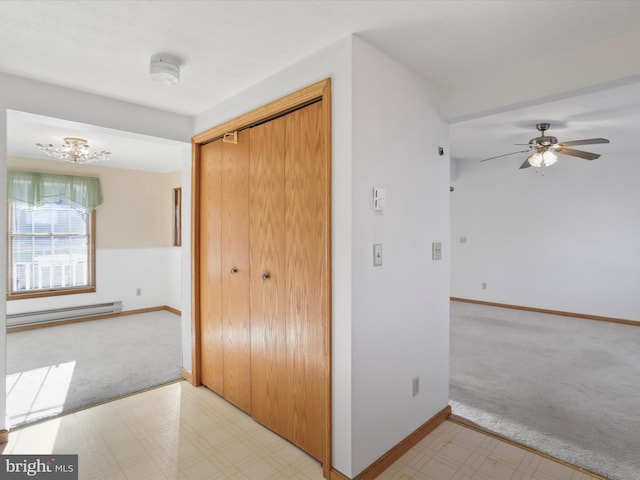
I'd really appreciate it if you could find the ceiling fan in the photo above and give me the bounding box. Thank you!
[480,123,610,172]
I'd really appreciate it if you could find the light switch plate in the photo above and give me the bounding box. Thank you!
[432,242,442,260]
[373,243,383,266]
[373,187,386,211]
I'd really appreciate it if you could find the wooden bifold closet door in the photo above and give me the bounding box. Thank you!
[200,129,252,413]
[199,100,328,464]
[249,114,289,435]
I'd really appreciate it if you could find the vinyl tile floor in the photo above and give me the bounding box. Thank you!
[2,381,603,480]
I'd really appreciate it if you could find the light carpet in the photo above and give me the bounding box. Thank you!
[450,301,640,480]
[6,310,182,428]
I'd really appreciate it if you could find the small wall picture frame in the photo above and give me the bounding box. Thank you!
[173,187,182,247]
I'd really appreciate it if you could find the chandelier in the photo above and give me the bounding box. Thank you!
[36,137,110,164]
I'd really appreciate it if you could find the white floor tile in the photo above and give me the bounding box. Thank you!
[3,382,603,480]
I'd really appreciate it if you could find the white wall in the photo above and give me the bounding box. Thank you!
[6,247,180,317]
[451,151,640,321]
[99,248,181,311]
[167,246,182,312]
[0,71,193,433]
[350,36,450,475]
[179,143,192,371]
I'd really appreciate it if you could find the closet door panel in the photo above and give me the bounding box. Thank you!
[284,101,328,461]
[221,130,252,413]
[249,117,291,437]
[199,140,224,393]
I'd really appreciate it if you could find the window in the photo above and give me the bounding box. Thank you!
[8,203,96,298]
[7,170,102,299]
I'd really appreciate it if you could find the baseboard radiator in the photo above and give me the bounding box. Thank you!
[7,301,123,327]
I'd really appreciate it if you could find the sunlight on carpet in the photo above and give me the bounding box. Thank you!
[6,311,182,429]
[6,361,75,428]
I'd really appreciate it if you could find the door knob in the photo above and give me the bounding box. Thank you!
[261,272,271,280]
[230,266,238,274]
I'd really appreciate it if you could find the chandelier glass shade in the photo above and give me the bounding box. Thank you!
[36,137,110,164]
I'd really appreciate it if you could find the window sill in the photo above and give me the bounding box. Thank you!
[7,286,96,301]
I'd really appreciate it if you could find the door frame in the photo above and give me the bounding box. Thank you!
[190,78,332,476]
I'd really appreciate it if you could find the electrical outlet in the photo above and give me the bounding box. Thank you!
[136,288,142,296]
[482,282,487,290]
[412,376,420,397]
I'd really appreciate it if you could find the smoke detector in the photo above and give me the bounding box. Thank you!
[149,53,181,85]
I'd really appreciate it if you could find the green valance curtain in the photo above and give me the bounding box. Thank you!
[7,170,103,211]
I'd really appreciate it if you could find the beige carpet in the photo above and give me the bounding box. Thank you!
[450,300,640,480]
[6,310,182,428]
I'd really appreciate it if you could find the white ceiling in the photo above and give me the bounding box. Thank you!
[7,110,186,173]
[450,81,640,165]
[2,0,640,171]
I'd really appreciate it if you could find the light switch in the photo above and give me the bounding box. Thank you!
[432,242,442,260]
[373,243,383,266]
[373,187,386,211]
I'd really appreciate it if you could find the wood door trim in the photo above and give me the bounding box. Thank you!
[191,142,202,387]
[191,78,332,477]
[450,297,640,327]
[320,79,333,480]
[192,80,329,145]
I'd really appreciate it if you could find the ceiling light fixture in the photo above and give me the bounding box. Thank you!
[527,148,558,168]
[526,147,558,175]
[36,137,110,164]
[149,53,181,85]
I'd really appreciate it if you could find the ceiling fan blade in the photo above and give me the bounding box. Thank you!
[519,158,531,169]
[480,149,530,162]
[556,147,600,160]
[558,138,610,147]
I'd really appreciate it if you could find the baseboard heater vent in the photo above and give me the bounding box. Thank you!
[7,301,123,327]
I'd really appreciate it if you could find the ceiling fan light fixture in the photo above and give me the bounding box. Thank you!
[528,149,558,168]
[527,151,543,168]
[149,53,180,85]
[542,149,558,166]
[481,123,610,172]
